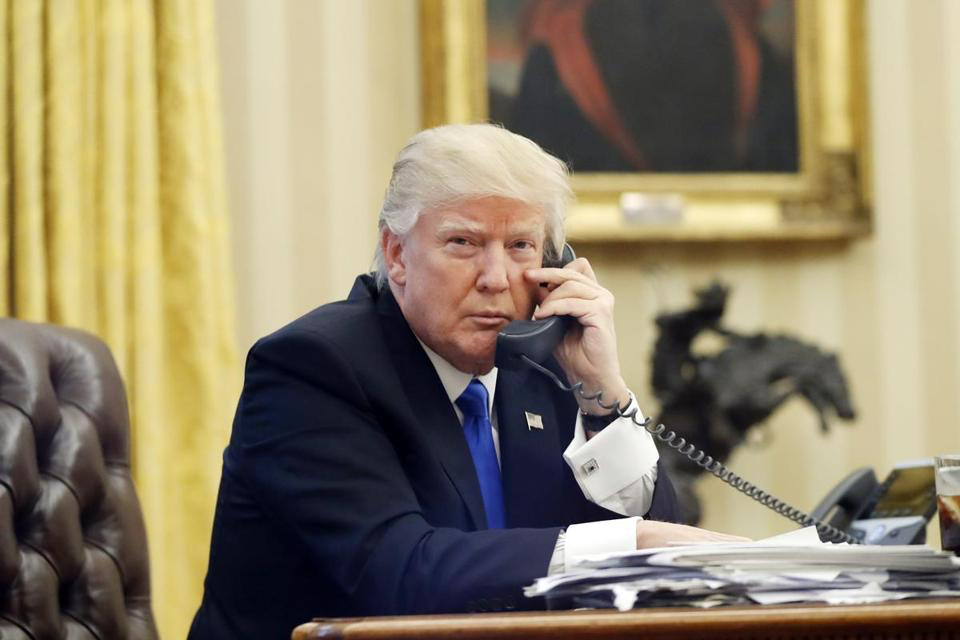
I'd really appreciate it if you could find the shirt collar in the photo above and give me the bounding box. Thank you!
[416,338,498,415]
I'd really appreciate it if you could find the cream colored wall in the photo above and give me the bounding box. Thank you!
[216,0,960,541]
[217,0,420,351]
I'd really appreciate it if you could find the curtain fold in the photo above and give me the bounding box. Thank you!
[0,2,9,314]
[0,2,238,637]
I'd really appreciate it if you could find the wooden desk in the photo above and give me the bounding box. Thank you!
[293,600,960,639]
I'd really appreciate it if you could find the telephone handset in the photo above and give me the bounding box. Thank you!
[495,243,577,371]
[494,243,860,544]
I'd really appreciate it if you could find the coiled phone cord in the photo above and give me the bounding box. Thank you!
[520,355,862,545]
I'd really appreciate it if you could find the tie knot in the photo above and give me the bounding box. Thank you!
[456,379,489,418]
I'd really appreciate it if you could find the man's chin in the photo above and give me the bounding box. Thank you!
[446,340,497,376]
[467,359,496,376]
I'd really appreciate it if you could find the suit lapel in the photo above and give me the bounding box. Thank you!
[373,284,488,530]
[496,366,567,527]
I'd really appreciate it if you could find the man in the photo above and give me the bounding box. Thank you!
[189,124,743,639]
[508,0,797,172]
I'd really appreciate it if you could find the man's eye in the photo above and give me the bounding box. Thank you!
[449,237,470,246]
[512,240,535,250]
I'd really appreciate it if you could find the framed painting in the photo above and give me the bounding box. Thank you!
[420,0,871,242]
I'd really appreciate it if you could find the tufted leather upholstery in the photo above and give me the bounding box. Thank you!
[0,319,157,640]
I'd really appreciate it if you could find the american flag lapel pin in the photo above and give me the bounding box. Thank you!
[524,411,544,431]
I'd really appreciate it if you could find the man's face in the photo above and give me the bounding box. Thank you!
[383,196,546,375]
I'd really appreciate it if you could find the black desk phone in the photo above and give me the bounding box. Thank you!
[810,461,937,545]
[494,244,936,545]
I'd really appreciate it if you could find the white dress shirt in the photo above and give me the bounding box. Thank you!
[417,341,660,573]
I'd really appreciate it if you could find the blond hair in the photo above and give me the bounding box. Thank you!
[373,124,572,288]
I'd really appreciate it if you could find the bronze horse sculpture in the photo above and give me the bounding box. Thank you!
[652,283,856,525]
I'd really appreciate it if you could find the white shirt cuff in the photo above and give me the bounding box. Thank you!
[563,394,660,514]
[563,517,640,572]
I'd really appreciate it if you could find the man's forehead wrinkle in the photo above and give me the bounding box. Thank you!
[430,213,546,237]
[430,216,543,236]
[433,217,485,235]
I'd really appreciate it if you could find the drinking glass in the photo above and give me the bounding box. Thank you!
[935,455,960,555]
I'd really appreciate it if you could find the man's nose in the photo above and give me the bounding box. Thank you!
[476,246,509,292]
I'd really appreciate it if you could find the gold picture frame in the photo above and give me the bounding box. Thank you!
[420,0,871,242]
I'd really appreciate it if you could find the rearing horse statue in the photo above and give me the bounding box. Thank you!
[652,282,856,525]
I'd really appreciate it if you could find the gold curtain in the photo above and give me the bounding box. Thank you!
[0,1,238,637]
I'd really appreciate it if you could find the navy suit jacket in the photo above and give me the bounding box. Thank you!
[189,275,679,639]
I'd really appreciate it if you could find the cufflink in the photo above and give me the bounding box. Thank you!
[581,458,599,476]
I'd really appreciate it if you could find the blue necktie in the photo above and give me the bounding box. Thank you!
[456,379,506,529]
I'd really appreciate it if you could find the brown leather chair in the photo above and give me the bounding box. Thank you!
[0,319,157,639]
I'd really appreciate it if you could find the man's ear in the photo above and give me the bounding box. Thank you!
[381,229,407,287]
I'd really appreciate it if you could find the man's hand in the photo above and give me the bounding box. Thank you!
[525,257,629,415]
[636,520,751,549]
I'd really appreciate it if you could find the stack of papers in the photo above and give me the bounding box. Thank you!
[525,528,960,610]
